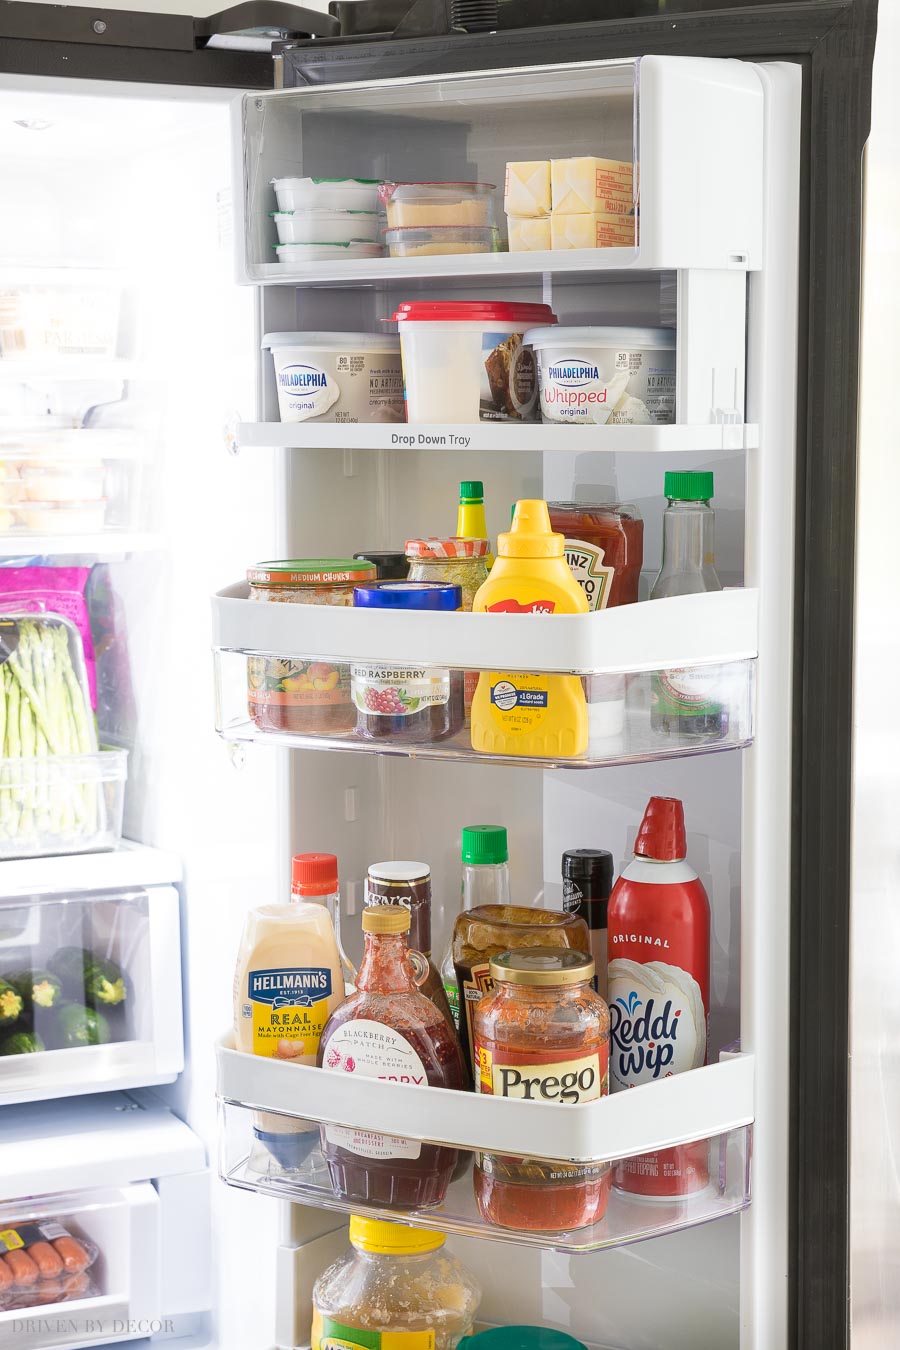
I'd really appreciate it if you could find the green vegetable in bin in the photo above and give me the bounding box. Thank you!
[0,617,98,851]
[0,978,23,1026]
[48,947,128,1008]
[0,1029,45,1055]
[51,1003,110,1048]
[2,969,63,1014]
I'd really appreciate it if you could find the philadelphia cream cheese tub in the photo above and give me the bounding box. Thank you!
[525,326,677,425]
[392,301,557,424]
[263,333,404,424]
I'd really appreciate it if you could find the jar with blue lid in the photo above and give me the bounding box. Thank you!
[352,583,464,744]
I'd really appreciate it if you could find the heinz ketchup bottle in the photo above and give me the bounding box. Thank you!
[607,796,710,1197]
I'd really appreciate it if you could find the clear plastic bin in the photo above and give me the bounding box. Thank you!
[379,182,497,230]
[0,430,145,536]
[385,226,500,257]
[0,749,127,859]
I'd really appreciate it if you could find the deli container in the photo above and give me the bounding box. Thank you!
[525,326,677,426]
[274,241,383,265]
[391,301,556,424]
[20,461,105,503]
[379,182,497,230]
[0,286,121,360]
[15,499,107,533]
[271,177,383,213]
[272,210,381,245]
[385,226,500,258]
[263,332,404,424]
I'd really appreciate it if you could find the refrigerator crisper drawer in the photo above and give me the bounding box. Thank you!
[216,1037,753,1254]
[0,884,184,1105]
[0,1184,158,1350]
[238,55,763,283]
[0,750,127,861]
[212,585,757,769]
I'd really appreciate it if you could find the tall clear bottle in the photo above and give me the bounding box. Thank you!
[650,471,725,739]
[292,852,356,985]
[440,825,510,1031]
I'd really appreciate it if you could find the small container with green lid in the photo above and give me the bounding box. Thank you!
[246,558,376,736]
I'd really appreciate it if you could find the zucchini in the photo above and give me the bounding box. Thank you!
[0,1030,45,1055]
[51,1002,111,1049]
[48,947,128,1009]
[0,978,23,1027]
[3,969,63,1014]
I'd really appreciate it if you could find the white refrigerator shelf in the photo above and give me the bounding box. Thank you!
[212,584,759,676]
[216,1036,755,1164]
[234,421,760,455]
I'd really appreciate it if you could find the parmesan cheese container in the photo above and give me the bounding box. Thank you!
[525,325,676,426]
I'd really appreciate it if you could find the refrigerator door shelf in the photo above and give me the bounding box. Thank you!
[0,1183,159,1350]
[239,55,762,282]
[234,421,760,454]
[216,1034,754,1165]
[212,585,759,677]
[219,1101,755,1258]
[0,884,184,1106]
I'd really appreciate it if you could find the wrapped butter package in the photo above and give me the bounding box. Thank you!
[508,217,552,252]
[551,214,636,250]
[551,157,635,214]
[504,161,551,218]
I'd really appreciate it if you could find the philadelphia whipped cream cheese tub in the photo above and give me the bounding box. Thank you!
[525,325,676,425]
[263,332,404,424]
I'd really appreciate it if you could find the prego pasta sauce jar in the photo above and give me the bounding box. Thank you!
[473,949,610,1233]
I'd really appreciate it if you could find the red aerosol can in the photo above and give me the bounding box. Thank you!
[607,795,710,1196]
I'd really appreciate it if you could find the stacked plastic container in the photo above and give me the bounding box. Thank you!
[380,182,499,258]
[270,178,385,264]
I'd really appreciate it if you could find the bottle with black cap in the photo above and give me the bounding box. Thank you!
[561,848,614,1000]
[353,550,409,581]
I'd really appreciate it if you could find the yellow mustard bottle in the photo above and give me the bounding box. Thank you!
[470,499,589,758]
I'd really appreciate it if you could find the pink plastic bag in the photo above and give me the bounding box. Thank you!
[0,567,97,709]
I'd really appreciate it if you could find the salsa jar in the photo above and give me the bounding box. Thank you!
[247,558,376,735]
[351,582,464,744]
[474,949,610,1233]
[405,537,489,609]
[452,904,590,1080]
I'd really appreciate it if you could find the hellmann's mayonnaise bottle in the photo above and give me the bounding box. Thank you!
[233,852,346,1167]
[470,499,589,758]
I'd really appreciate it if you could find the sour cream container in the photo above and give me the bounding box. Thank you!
[272,210,381,245]
[391,301,556,424]
[525,326,676,426]
[274,241,383,265]
[271,177,382,212]
[263,332,404,424]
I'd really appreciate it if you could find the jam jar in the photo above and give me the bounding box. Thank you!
[473,949,610,1233]
[247,558,376,735]
[351,582,464,744]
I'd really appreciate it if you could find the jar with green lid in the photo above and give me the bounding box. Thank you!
[247,557,376,735]
[311,1216,481,1350]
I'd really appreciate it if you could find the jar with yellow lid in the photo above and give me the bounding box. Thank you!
[311,1217,481,1350]
[246,558,376,735]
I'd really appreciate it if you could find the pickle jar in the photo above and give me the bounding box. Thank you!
[246,558,376,735]
[405,537,489,610]
[473,949,610,1233]
[351,582,465,744]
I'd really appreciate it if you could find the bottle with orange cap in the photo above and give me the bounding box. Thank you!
[292,851,356,986]
[232,852,347,1164]
[469,499,589,758]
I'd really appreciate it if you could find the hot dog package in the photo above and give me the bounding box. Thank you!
[0,1218,99,1309]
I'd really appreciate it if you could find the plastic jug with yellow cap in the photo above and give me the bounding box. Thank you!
[470,499,589,758]
[311,1216,482,1350]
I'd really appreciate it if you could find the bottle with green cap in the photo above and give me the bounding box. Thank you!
[456,480,494,568]
[440,825,511,1029]
[650,471,725,739]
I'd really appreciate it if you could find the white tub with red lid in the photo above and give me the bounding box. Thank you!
[391,301,557,425]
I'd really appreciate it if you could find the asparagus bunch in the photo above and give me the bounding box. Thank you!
[0,618,99,851]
